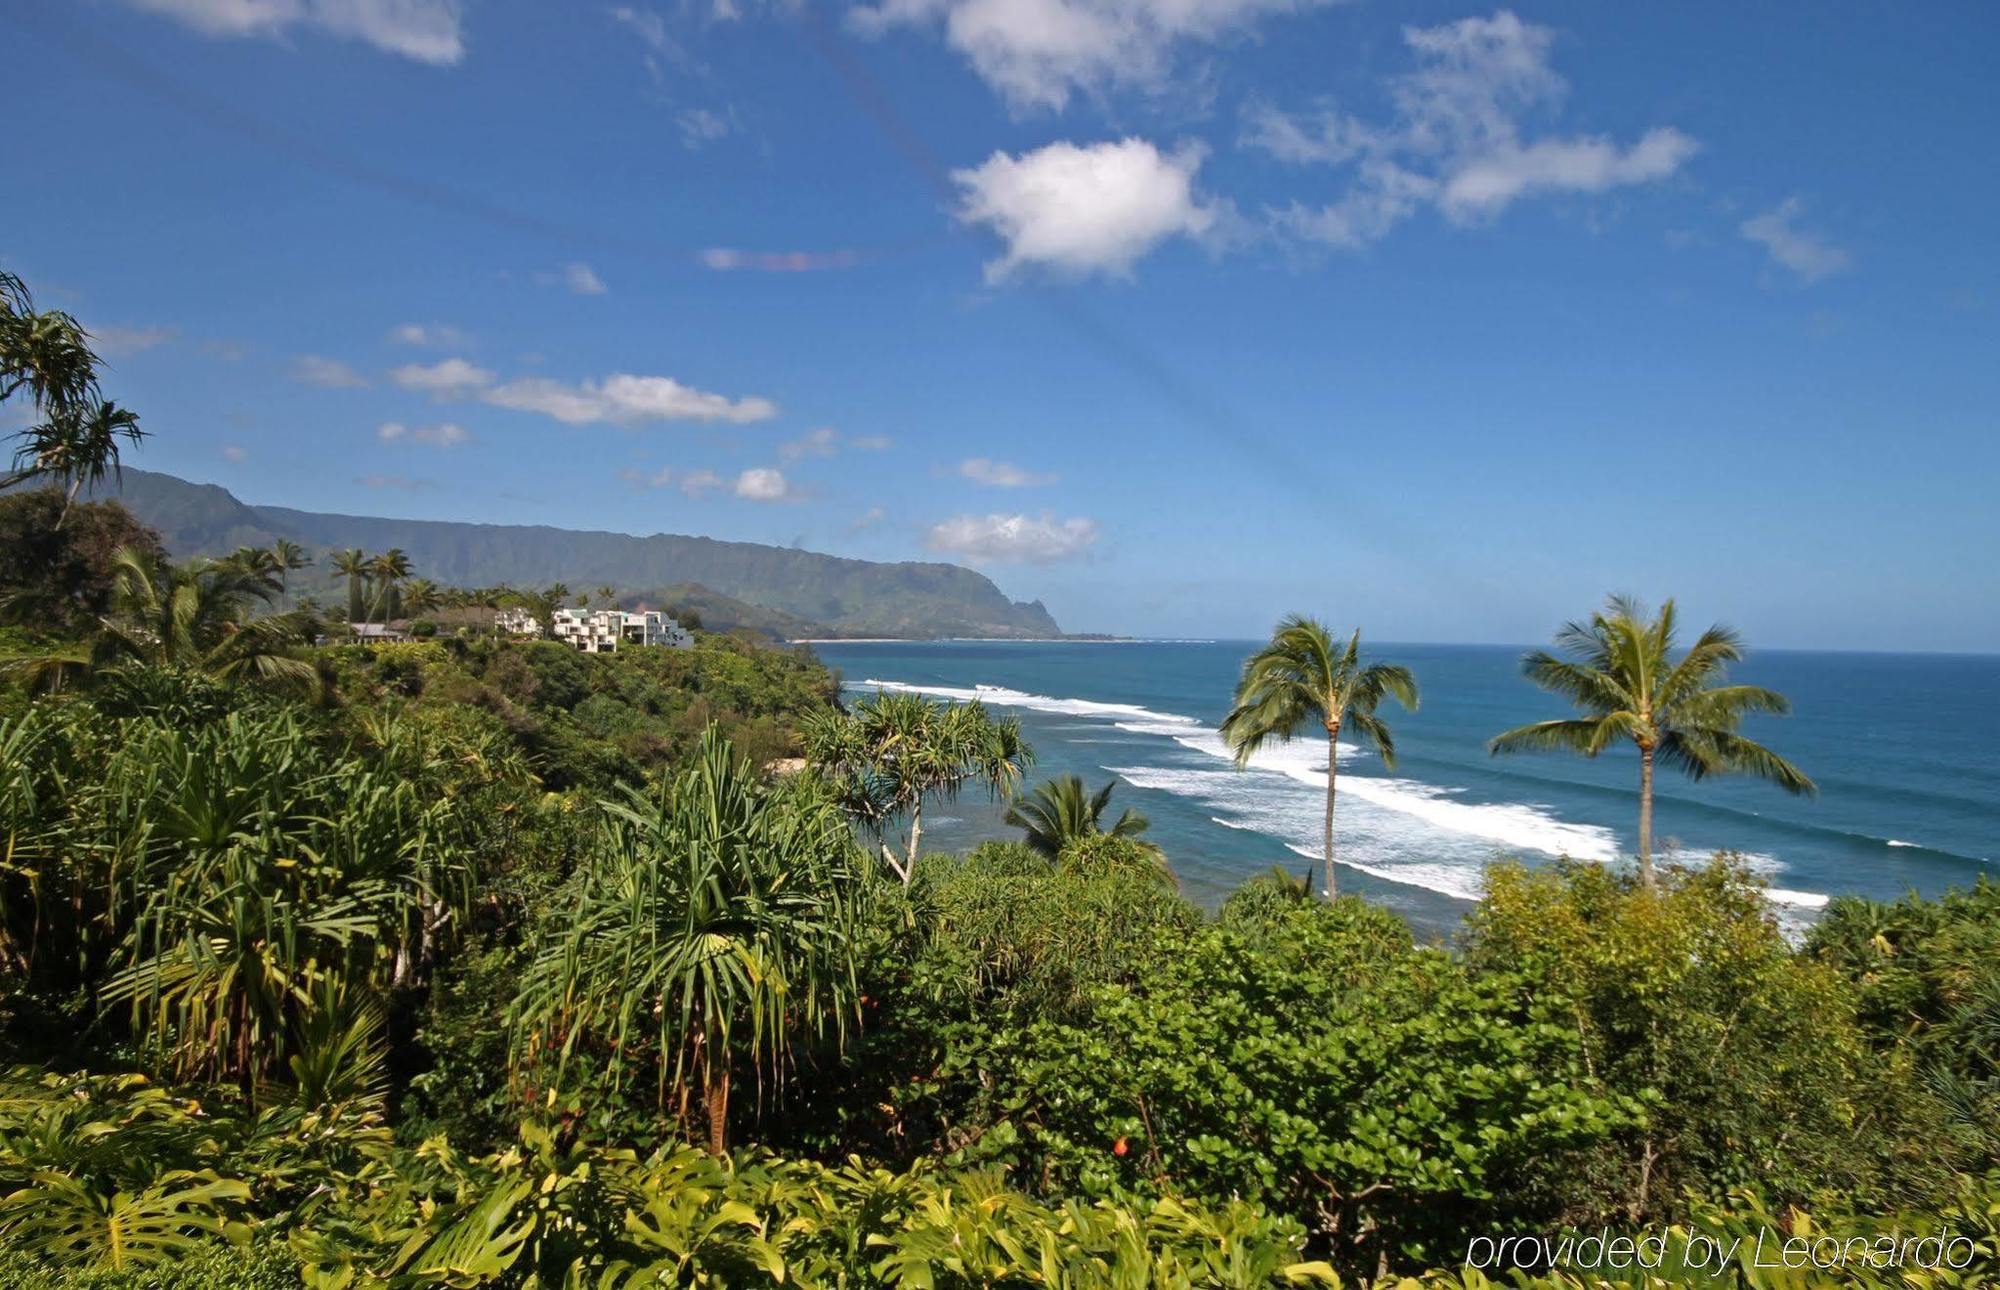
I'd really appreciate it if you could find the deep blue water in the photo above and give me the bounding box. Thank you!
[808,640,1998,940]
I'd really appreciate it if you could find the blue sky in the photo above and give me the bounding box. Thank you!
[4,1,1996,649]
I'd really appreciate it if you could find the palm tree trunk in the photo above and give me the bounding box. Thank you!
[1636,745,1656,890]
[1322,723,1340,900]
[903,800,924,887]
[705,1067,731,1156]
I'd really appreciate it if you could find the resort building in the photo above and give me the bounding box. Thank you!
[493,606,693,653]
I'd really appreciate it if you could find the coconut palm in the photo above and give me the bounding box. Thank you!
[1220,618,1418,899]
[331,549,370,624]
[1005,774,1153,858]
[271,539,312,581]
[1490,595,1814,888]
[801,692,1032,885]
[366,549,412,622]
[401,578,443,616]
[81,549,321,695]
[595,584,617,609]
[510,728,865,1154]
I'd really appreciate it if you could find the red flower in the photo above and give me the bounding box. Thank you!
[1113,1136,1129,1157]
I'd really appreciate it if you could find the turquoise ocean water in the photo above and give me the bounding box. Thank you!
[808,640,1998,940]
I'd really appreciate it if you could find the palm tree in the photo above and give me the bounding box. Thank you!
[366,549,412,622]
[801,692,1032,885]
[331,549,370,624]
[87,549,321,695]
[402,578,443,616]
[595,584,617,610]
[271,539,312,584]
[1220,617,1418,899]
[1005,774,1152,858]
[510,728,865,1154]
[1490,595,1814,888]
[2,272,145,529]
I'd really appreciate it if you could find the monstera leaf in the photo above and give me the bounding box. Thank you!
[0,1168,250,1270]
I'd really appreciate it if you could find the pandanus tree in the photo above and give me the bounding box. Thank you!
[1005,774,1153,858]
[1221,618,1418,899]
[1,271,145,529]
[510,728,867,1154]
[801,692,1032,885]
[1490,595,1814,888]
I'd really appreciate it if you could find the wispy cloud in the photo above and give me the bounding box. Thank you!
[388,322,470,348]
[617,465,676,489]
[1245,12,1697,250]
[292,355,370,388]
[221,444,249,463]
[389,358,495,398]
[535,262,608,295]
[958,457,1055,487]
[119,0,467,65]
[91,324,177,356]
[355,473,437,491]
[1741,197,1851,284]
[377,420,473,447]
[926,512,1099,564]
[679,469,724,497]
[849,505,887,534]
[677,107,738,149]
[482,373,777,425]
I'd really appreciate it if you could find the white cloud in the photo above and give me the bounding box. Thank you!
[617,465,676,489]
[389,358,495,398]
[536,263,608,294]
[780,427,842,462]
[91,325,177,356]
[1246,11,1697,247]
[377,420,472,447]
[679,469,724,497]
[120,0,466,65]
[1740,197,1851,284]
[849,505,887,533]
[733,467,792,501]
[850,433,893,451]
[222,444,249,462]
[954,138,1219,281]
[850,0,1330,111]
[388,322,470,347]
[481,373,777,425]
[292,354,370,388]
[925,511,1099,563]
[958,457,1054,487]
[678,107,737,149]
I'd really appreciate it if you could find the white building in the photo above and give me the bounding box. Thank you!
[494,606,693,652]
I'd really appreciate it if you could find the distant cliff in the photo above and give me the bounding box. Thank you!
[91,469,1062,640]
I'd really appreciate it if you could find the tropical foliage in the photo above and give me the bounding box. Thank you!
[1005,773,1154,857]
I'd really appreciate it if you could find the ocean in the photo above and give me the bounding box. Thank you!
[807,640,1999,940]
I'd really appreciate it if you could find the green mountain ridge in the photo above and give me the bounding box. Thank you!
[86,469,1062,639]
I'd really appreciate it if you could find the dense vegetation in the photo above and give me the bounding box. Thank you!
[78,466,1064,639]
[4,269,1998,1286]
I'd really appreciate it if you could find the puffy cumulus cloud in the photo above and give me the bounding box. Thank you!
[1741,197,1851,284]
[1244,11,1696,247]
[482,374,777,425]
[850,0,1330,111]
[389,358,495,398]
[958,457,1054,487]
[119,0,466,65]
[733,467,792,501]
[291,355,370,388]
[925,512,1099,564]
[954,138,1219,281]
[388,322,470,347]
[376,420,472,447]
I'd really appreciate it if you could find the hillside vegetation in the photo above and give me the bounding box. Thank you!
[83,468,1061,639]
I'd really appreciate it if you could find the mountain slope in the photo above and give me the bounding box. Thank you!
[91,469,1061,639]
